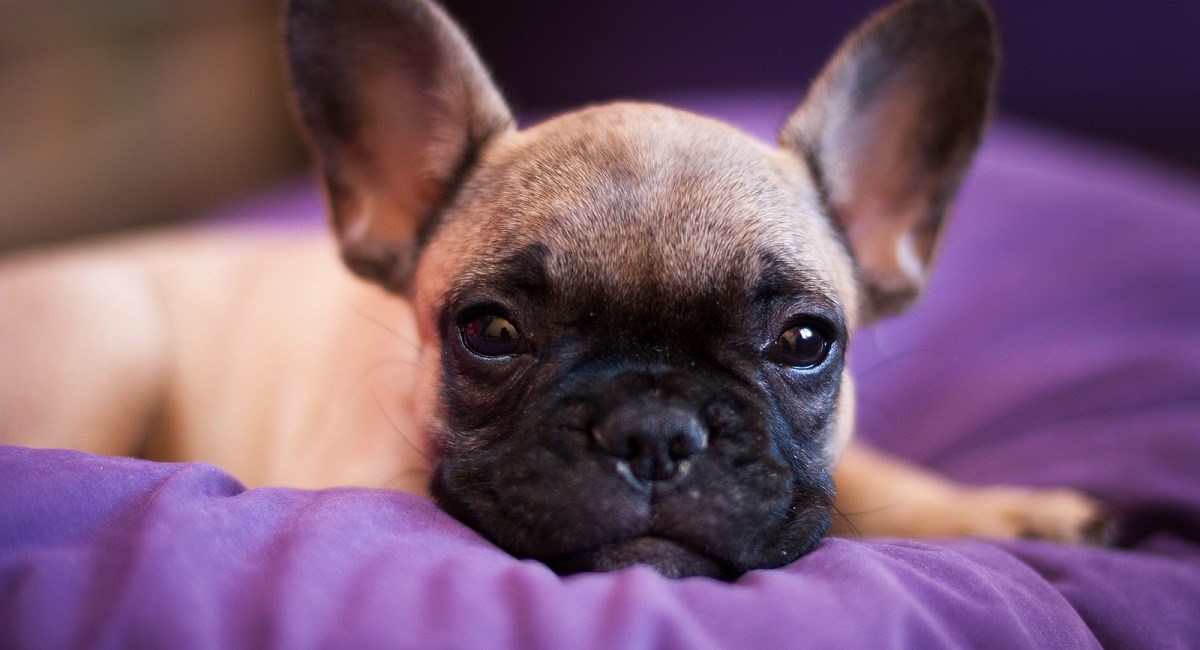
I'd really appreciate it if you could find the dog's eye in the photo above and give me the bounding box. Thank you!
[769,322,833,368]
[461,314,525,357]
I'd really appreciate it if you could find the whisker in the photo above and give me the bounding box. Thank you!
[371,389,434,462]
[351,303,423,354]
[840,502,904,517]
[442,480,495,492]
[831,503,864,540]
[852,345,946,381]
[381,467,433,490]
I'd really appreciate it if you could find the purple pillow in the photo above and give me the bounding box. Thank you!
[3,95,1199,648]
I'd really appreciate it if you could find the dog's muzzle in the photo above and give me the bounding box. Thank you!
[431,366,835,579]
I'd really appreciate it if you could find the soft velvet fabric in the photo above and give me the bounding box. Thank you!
[3,96,1199,648]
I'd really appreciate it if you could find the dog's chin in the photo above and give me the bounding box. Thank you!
[546,536,737,580]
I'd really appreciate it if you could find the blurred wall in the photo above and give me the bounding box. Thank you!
[1,0,1194,252]
[0,0,307,252]
[443,0,1200,171]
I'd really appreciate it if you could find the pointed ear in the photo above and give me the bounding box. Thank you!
[286,0,514,289]
[780,0,998,320]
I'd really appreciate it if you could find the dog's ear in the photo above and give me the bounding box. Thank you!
[285,0,513,289]
[780,0,998,319]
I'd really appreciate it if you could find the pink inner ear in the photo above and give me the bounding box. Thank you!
[778,0,995,320]
[827,77,934,214]
[286,0,514,289]
[844,199,924,283]
[417,177,446,209]
[819,82,932,287]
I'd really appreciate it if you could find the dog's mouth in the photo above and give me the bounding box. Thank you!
[544,535,737,580]
[432,445,835,580]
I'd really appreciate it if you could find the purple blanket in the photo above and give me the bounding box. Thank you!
[3,95,1200,648]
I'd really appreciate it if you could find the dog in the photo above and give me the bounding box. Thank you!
[0,0,1110,579]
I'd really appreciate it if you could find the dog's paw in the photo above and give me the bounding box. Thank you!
[956,486,1117,545]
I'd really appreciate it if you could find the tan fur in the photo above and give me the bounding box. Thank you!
[417,104,858,329]
[0,230,429,492]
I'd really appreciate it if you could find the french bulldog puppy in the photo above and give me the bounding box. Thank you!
[0,0,1108,578]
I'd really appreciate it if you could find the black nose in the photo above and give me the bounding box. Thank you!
[593,404,708,482]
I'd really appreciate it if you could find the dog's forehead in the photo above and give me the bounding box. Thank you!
[431,103,857,315]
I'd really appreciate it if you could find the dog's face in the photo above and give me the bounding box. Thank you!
[286,0,996,578]
[417,108,857,578]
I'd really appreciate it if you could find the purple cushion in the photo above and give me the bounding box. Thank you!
[3,95,1200,648]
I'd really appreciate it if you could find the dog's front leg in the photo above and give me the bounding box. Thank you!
[831,441,1113,543]
[0,251,170,456]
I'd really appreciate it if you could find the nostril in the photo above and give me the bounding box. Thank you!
[593,404,708,483]
[669,423,706,459]
[648,456,675,482]
[625,437,642,461]
[669,435,697,461]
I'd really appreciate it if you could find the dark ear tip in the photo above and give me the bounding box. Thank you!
[282,0,334,58]
[891,0,999,42]
[946,0,999,41]
[283,0,327,29]
[895,0,1002,77]
[905,0,995,21]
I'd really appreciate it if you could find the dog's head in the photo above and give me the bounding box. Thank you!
[285,0,996,578]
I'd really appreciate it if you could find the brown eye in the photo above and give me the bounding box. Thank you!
[461,314,525,357]
[769,322,833,368]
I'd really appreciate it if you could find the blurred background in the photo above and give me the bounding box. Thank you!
[1,0,1196,252]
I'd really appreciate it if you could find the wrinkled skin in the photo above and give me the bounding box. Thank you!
[430,241,843,578]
